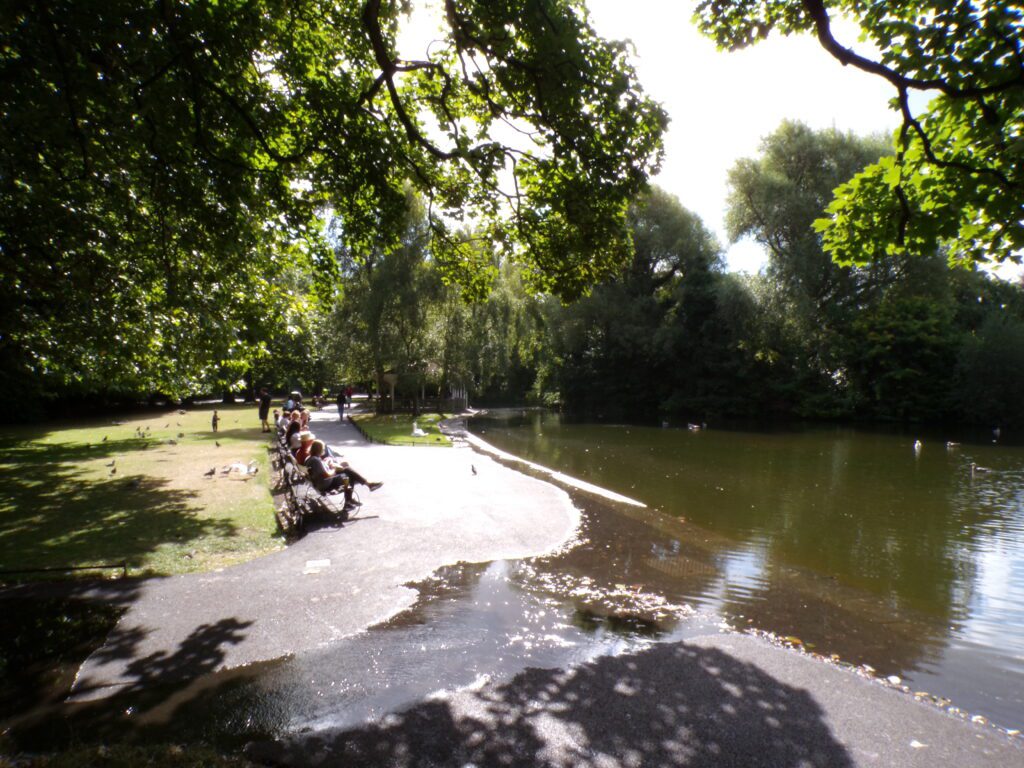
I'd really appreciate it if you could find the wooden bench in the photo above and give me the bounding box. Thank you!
[276,450,352,535]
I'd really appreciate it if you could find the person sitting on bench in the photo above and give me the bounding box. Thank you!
[305,440,382,507]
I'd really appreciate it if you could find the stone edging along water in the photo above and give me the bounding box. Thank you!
[450,428,643,512]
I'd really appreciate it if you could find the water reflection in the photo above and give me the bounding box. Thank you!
[471,411,1024,729]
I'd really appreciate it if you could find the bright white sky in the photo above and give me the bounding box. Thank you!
[401,2,1019,279]
[583,0,899,273]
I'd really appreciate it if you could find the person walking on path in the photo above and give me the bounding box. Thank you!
[258,388,272,433]
[337,388,346,420]
[211,410,220,433]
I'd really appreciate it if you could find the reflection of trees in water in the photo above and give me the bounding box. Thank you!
[512,494,723,633]
[485,415,1024,677]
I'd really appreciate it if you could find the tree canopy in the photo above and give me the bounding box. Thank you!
[0,0,665,401]
[695,0,1024,268]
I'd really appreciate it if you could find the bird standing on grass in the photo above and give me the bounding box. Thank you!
[203,468,216,478]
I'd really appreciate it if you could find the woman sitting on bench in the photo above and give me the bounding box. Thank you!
[305,440,383,508]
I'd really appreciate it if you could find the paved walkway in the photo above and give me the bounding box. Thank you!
[23,407,1024,765]
[68,409,579,699]
[250,633,1024,768]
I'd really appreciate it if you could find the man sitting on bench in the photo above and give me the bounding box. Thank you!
[305,440,383,510]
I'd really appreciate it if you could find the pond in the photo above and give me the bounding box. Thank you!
[468,411,1024,731]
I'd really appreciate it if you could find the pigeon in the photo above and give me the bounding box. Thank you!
[109,467,117,476]
[102,436,108,442]
[203,467,216,477]
[165,423,170,428]
[126,478,141,489]
[471,464,477,476]
[177,432,185,438]
[178,409,187,415]
[215,441,221,448]
[106,459,116,467]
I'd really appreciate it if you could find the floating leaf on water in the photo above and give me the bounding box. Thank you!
[783,636,803,646]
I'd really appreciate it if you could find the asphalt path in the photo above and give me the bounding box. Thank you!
[27,406,1024,765]
[247,632,1024,768]
[68,409,579,699]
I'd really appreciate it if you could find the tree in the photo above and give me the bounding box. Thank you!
[543,187,733,421]
[327,192,442,412]
[0,0,666,402]
[695,0,1024,269]
[725,121,893,413]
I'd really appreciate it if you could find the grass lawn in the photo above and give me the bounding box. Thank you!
[0,403,282,580]
[349,411,452,446]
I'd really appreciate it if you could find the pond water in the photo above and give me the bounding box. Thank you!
[469,411,1024,730]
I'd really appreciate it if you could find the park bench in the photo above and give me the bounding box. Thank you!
[273,443,354,536]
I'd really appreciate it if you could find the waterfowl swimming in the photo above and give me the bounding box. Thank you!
[913,439,922,452]
[945,441,960,449]
[971,462,991,475]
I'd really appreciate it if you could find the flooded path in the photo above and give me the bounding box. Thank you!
[5,410,1024,756]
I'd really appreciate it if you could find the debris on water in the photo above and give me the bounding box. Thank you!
[910,740,927,749]
[887,675,901,685]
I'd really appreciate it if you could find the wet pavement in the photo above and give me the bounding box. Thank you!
[65,410,579,698]
[5,407,1023,766]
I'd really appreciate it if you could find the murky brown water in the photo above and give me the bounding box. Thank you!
[470,411,1024,730]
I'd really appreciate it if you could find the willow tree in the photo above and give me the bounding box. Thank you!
[0,0,666,401]
[696,0,1024,269]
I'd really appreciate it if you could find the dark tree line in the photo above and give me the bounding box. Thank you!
[496,123,1024,427]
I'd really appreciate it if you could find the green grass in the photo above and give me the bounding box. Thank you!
[0,403,282,581]
[350,412,453,446]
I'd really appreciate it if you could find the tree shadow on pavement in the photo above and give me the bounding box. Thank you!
[6,616,254,751]
[255,640,854,768]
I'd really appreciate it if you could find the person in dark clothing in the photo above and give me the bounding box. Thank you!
[337,388,346,420]
[258,388,272,433]
[305,440,382,507]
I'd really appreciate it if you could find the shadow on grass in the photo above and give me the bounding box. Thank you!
[253,641,855,768]
[0,440,236,574]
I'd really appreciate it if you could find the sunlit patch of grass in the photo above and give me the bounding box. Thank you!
[0,404,282,580]
[350,412,452,446]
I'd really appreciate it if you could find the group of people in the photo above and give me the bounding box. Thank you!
[266,389,382,512]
